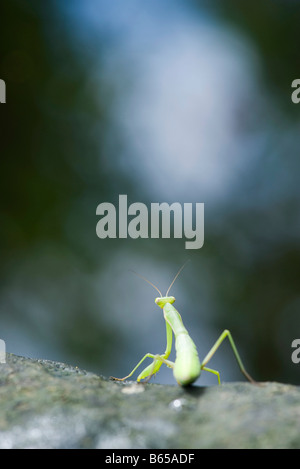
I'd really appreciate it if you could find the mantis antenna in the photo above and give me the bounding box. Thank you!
[166,260,190,296]
[129,270,162,297]
[130,260,190,298]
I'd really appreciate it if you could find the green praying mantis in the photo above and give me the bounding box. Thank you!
[111,263,256,387]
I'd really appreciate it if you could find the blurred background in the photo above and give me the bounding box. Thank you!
[0,0,299,386]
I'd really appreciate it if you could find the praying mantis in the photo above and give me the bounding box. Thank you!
[111,263,256,387]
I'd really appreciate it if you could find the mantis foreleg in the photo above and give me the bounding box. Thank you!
[111,318,174,383]
[138,354,174,383]
[110,352,158,382]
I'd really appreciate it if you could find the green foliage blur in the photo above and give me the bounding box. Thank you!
[0,0,299,385]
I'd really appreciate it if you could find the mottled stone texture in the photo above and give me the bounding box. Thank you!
[0,354,299,448]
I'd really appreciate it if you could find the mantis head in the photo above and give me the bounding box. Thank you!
[155,296,176,309]
[130,261,189,309]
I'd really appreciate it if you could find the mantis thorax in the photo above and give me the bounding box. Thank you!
[155,296,175,309]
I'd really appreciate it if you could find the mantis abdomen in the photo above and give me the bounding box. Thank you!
[163,303,201,386]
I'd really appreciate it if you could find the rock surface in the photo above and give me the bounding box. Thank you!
[0,353,299,449]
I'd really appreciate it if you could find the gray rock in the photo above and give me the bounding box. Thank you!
[0,353,299,448]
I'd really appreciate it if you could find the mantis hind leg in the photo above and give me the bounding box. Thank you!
[202,366,221,385]
[201,329,257,385]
